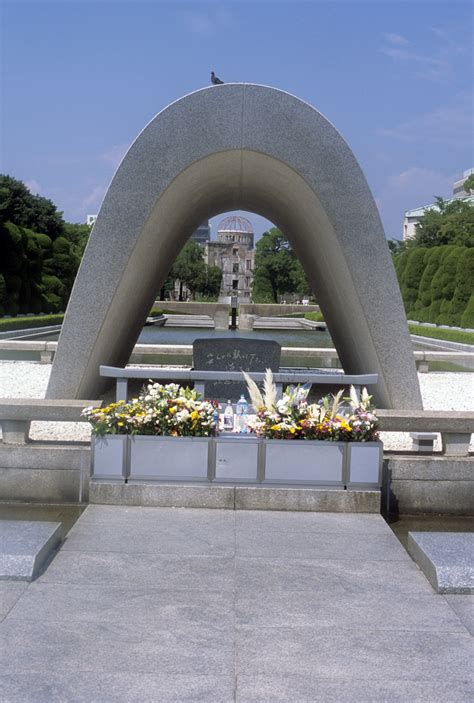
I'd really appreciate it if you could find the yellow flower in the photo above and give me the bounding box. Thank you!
[117,422,124,427]
[169,407,177,414]
[290,427,296,434]
[191,411,199,421]
[270,424,281,431]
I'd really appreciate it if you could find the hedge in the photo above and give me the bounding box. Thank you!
[0,314,64,332]
[394,245,473,328]
[408,324,474,345]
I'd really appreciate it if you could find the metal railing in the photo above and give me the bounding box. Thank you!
[1,340,473,371]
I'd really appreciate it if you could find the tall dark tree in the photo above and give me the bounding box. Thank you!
[411,197,474,248]
[163,240,222,301]
[0,174,65,238]
[252,228,312,303]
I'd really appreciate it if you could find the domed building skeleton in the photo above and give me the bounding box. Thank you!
[205,215,255,302]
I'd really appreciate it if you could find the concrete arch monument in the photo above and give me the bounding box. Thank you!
[47,84,422,409]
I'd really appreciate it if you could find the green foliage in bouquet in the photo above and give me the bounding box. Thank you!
[83,383,217,438]
[243,370,379,442]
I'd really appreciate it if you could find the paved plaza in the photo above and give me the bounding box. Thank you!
[1,506,472,701]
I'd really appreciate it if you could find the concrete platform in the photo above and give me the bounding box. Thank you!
[90,482,381,512]
[0,520,64,581]
[0,506,472,701]
[407,531,474,594]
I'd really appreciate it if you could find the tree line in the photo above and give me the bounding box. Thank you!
[0,175,91,315]
[389,189,474,329]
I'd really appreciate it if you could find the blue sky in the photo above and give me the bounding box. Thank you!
[1,0,472,240]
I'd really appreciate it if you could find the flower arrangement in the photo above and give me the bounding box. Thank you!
[82,382,217,438]
[243,369,379,442]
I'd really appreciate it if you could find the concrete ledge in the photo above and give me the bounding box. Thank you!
[378,410,474,434]
[389,480,474,515]
[0,398,100,422]
[235,486,380,512]
[407,532,474,594]
[0,520,64,581]
[387,456,473,481]
[90,482,380,512]
[0,468,87,503]
[89,482,235,509]
[0,444,90,470]
[0,444,91,503]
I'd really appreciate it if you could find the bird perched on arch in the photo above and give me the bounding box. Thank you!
[211,71,224,85]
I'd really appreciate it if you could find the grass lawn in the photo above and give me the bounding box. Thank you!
[0,314,64,332]
[408,324,474,346]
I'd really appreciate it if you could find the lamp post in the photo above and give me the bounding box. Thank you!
[230,294,238,330]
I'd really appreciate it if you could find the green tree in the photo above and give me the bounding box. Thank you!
[412,197,474,248]
[399,247,427,316]
[463,174,474,194]
[0,174,65,238]
[444,248,474,326]
[164,240,222,301]
[413,247,443,321]
[460,293,474,328]
[64,222,92,258]
[252,228,312,303]
[387,239,406,255]
[429,246,462,323]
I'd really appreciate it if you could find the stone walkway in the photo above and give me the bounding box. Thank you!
[1,506,472,702]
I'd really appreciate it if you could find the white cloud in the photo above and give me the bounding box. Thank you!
[381,45,450,81]
[380,24,469,81]
[382,32,410,46]
[181,10,214,35]
[81,185,107,211]
[181,6,232,36]
[24,179,41,195]
[374,167,453,237]
[100,143,128,169]
[377,95,472,147]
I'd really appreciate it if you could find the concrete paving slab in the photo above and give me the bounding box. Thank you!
[39,551,235,590]
[407,531,474,593]
[444,594,474,635]
[72,504,234,526]
[235,676,474,702]
[0,673,235,703]
[0,520,63,581]
[0,620,234,675]
[236,527,409,561]
[0,581,28,620]
[236,591,465,631]
[62,508,235,557]
[1,506,472,702]
[7,583,234,630]
[235,509,392,534]
[235,557,433,595]
[236,629,473,678]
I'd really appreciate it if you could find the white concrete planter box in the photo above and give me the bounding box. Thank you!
[263,440,382,487]
[346,442,383,488]
[91,436,382,488]
[128,436,210,482]
[263,440,345,485]
[91,435,128,482]
[214,436,261,482]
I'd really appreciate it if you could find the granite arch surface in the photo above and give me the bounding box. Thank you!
[47,84,422,409]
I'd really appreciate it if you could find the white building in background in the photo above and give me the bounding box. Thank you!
[453,168,474,199]
[86,214,98,227]
[402,168,474,240]
[190,221,211,245]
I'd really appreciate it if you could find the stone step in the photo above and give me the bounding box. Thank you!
[0,520,64,580]
[90,482,381,513]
